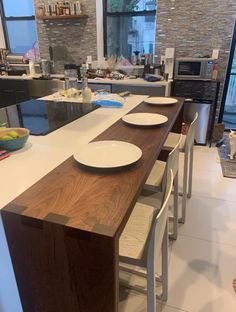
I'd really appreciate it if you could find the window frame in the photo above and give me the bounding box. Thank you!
[0,0,35,54]
[103,0,156,57]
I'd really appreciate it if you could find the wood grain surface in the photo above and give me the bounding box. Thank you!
[3,98,184,237]
[1,97,184,312]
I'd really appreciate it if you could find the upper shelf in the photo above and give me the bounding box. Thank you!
[36,14,88,20]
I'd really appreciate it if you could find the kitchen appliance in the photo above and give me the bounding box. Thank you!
[40,59,52,79]
[164,48,175,80]
[174,57,215,80]
[172,79,220,145]
[4,99,100,135]
[183,99,211,145]
[64,64,78,90]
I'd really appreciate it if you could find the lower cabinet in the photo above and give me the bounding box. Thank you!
[111,84,166,96]
[0,80,30,108]
[78,83,112,92]
[78,82,166,96]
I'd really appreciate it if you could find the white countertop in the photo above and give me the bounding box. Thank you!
[0,94,148,209]
[86,77,171,87]
[0,74,172,86]
[0,94,149,312]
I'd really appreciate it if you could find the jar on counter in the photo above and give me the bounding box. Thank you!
[64,64,78,90]
[82,76,92,103]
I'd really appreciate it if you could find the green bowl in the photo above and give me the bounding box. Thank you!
[0,128,30,151]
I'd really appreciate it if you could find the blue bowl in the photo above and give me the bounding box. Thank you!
[0,128,29,151]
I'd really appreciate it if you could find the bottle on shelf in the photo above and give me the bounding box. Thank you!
[37,5,45,16]
[75,1,82,15]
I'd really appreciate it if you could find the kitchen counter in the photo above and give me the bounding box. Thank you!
[0,94,147,312]
[1,95,184,312]
[0,73,171,86]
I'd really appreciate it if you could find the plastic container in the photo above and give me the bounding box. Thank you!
[64,64,78,90]
[82,77,92,103]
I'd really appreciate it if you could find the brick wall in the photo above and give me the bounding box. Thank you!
[155,0,236,116]
[34,0,97,73]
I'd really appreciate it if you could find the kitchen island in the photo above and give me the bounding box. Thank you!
[0,95,183,312]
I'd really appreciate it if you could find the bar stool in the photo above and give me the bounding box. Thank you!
[142,134,182,240]
[163,113,198,223]
[119,169,173,312]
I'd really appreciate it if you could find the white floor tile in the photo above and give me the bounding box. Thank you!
[168,235,236,312]
[119,145,236,312]
[178,147,236,202]
[179,196,236,246]
[119,286,189,312]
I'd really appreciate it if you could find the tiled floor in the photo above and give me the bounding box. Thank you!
[119,146,236,312]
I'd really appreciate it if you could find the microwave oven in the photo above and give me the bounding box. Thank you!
[174,58,215,80]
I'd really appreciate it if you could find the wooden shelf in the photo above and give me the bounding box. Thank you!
[36,14,88,20]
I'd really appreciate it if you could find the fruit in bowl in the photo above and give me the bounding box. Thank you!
[0,128,29,151]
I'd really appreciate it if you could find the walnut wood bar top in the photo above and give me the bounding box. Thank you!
[3,98,184,239]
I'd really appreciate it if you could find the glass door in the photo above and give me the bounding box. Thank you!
[220,20,236,130]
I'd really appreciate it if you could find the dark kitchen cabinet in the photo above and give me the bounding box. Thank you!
[0,79,30,108]
[111,84,166,96]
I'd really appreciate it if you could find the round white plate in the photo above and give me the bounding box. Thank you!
[144,97,178,105]
[122,113,168,126]
[73,140,142,169]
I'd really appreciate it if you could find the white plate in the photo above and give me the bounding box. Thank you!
[73,140,142,169]
[122,113,168,126]
[144,97,178,105]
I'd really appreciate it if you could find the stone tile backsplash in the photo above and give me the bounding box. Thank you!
[34,0,97,73]
[155,0,236,114]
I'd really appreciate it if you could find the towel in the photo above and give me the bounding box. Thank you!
[92,100,124,108]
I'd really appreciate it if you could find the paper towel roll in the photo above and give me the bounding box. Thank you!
[6,54,24,64]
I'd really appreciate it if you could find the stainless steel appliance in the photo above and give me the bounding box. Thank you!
[184,99,211,145]
[174,58,215,80]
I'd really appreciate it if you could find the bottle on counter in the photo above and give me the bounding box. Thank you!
[82,76,92,103]
[160,60,165,76]
[212,63,218,80]
[29,60,36,76]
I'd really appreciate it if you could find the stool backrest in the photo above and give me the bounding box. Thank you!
[185,113,198,152]
[161,134,182,191]
[148,169,173,265]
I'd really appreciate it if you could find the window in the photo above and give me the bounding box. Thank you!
[0,0,37,54]
[104,0,157,62]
